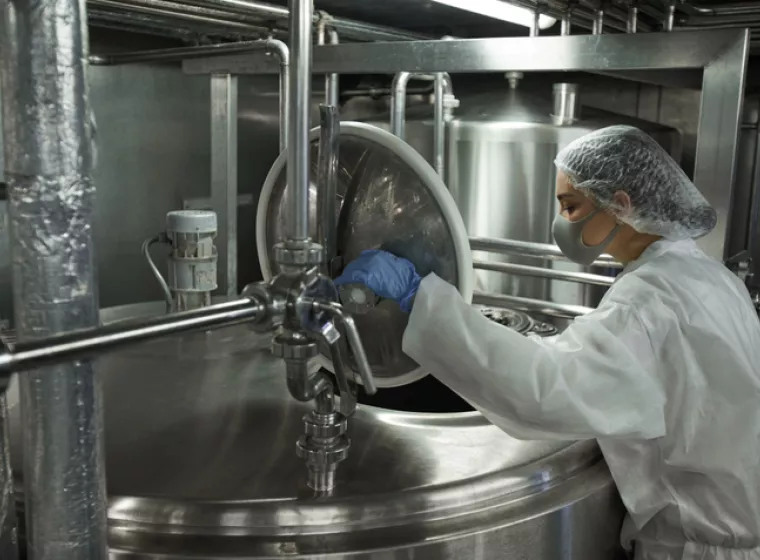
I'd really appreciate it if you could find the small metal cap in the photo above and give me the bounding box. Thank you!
[166,210,217,235]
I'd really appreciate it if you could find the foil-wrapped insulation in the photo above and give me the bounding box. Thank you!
[0,1,107,558]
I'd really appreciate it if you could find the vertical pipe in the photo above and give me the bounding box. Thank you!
[316,18,339,108]
[0,0,107,558]
[433,74,445,177]
[266,39,289,154]
[210,74,239,298]
[327,29,340,108]
[0,74,15,560]
[287,0,312,242]
[627,4,638,32]
[561,9,572,34]
[664,0,676,31]
[0,396,17,560]
[316,105,340,269]
[391,72,412,140]
[530,4,540,36]
[593,8,604,34]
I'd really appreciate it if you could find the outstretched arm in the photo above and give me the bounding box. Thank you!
[403,274,666,441]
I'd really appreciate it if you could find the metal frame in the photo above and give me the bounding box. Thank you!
[185,28,751,260]
[210,74,239,297]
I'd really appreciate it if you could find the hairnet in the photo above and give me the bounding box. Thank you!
[554,125,717,240]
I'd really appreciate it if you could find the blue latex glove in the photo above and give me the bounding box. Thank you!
[334,250,421,313]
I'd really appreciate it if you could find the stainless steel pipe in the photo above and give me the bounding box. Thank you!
[316,105,340,268]
[473,260,615,287]
[0,299,264,377]
[287,0,312,242]
[627,4,638,32]
[433,74,445,176]
[88,39,289,153]
[0,0,107,556]
[469,237,623,269]
[473,291,593,319]
[167,0,430,40]
[317,18,339,108]
[391,72,453,177]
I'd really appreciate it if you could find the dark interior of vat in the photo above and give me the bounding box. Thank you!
[356,373,474,413]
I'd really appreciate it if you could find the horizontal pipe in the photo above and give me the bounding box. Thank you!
[473,291,593,319]
[683,13,760,26]
[90,39,277,64]
[88,6,249,38]
[469,237,623,269]
[89,0,275,35]
[138,0,430,41]
[473,259,615,286]
[0,298,264,376]
[685,1,760,17]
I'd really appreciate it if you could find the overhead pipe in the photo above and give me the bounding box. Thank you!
[163,0,430,41]
[88,39,289,153]
[89,0,277,35]
[684,2,760,17]
[0,0,107,559]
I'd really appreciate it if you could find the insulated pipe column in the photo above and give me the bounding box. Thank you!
[287,0,312,242]
[0,0,107,558]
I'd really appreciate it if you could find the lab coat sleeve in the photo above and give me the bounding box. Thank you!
[402,274,667,441]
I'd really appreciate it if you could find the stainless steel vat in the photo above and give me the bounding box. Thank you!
[361,79,681,308]
[6,301,625,559]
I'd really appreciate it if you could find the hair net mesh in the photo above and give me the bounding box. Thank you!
[554,125,717,240]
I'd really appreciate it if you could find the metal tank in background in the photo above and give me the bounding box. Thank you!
[357,73,682,309]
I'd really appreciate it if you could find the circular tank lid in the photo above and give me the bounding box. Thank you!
[256,122,473,388]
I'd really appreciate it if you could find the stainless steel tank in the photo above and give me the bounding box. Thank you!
[5,302,626,559]
[360,76,682,308]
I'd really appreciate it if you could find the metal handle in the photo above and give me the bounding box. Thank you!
[312,300,377,395]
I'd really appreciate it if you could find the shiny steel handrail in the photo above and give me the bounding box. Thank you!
[473,259,615,287]
[470,236,624,269]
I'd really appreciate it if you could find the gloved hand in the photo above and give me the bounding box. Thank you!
[334,250,421,313]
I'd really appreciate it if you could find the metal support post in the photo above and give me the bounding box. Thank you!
[210,74,239,298]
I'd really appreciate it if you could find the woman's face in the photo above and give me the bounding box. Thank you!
[555,170,619,247]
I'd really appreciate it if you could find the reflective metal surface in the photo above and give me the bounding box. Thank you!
[257,122,473,387]
[185,29,749,261]
[7,301,625,559]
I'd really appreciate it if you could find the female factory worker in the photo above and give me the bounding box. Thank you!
[335,125,760,560]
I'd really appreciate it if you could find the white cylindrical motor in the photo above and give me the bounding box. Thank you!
[165,210,218,311]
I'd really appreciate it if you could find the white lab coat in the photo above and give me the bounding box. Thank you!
[403,239,760,560]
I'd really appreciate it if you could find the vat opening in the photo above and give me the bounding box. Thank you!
[357,374,474,413]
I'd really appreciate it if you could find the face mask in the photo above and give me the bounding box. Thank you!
[552,208,621,266]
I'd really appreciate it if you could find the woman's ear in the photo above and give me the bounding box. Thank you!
[613,191,632,214]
